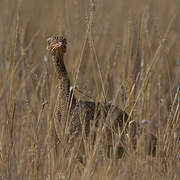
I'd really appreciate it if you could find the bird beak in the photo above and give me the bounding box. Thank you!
[52,42,62,51]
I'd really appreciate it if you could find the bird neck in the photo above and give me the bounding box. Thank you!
[54,56,71,122]
[54,56,70,85]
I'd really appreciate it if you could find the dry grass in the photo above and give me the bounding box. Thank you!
[0,0,179,179]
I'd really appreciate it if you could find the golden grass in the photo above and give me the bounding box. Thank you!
[0,0,179,179]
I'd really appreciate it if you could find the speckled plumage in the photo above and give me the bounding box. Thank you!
[47,35,136,158]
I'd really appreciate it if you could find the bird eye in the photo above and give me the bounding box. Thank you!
[61,37,67,46]
[55,36,59,40]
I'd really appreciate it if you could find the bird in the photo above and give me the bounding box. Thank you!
[46,35,137,159]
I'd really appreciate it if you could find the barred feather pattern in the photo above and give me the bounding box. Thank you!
[47,35,136,158]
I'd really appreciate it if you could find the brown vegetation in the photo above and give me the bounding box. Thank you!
[0,0,179,179]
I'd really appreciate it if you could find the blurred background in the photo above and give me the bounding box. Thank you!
[0,0,179,179]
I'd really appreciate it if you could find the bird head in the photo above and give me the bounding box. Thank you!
[47,35,67,58]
